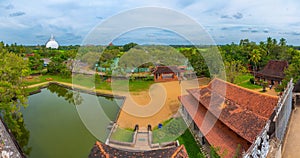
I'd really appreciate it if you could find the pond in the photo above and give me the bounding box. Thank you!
[22,84,123,158]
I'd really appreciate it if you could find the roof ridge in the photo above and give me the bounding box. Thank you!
[96,141,109,158]
[171,145,184,158]
[185,78,277,142]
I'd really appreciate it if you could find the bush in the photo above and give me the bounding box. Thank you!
[129,75,135,81]
[143,75,154,81]
[249,78,255,84]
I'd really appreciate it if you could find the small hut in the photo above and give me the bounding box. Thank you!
[254,60,288,86]
[152,66,180,82]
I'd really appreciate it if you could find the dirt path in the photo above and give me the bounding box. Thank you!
[116,78,210,128]
[27,82,50,88]
[282,105,300,158]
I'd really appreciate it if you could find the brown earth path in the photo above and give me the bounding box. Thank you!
[116,78,210,128]
[282,104,300,158]
[27,81,114,95]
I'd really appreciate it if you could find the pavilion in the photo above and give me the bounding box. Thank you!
[254,60,288,86]
[152,66,180,82]
[178,78,278,157]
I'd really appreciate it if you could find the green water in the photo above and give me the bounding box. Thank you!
[22,85,123,158]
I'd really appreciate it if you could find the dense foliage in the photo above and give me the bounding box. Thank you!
[0,42,31,155]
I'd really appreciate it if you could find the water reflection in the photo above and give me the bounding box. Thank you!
[47,84,83,105]
[16,115,31,156]
[23,84,123,158]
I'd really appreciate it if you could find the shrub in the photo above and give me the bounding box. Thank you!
[143,75,154,81]
[249,78,255,84]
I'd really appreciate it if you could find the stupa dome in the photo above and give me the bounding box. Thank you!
[46,35,59,49]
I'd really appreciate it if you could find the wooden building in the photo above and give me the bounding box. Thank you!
[152,66,180,82]
[254,60,288,86]
[179,78,279,157]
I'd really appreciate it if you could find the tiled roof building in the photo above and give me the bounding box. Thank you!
[152,66,180,82]
[88,141,188,158]
[179,78,278,158]
[255,60,288,82]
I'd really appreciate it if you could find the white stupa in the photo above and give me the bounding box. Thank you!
[45,34,59,49]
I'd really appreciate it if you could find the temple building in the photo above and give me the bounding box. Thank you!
[254,60,288,86]
[178,78,281,157]
[45,34,59,49]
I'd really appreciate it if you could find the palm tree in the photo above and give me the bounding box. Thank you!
[249,49,261,83]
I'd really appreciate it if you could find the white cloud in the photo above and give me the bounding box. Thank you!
[0,0,299,45]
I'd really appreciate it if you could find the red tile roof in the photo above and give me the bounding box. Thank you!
[179,95,250,158]
[88,141,188,158]
[179,78,278,158]
[152,66,180,74]
[255,60,288,80]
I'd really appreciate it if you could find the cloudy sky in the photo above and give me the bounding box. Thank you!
[0,0,300,45]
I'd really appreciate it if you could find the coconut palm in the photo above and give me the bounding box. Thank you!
[249,49,262,83]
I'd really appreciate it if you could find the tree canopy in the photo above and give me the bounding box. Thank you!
[0,42,31,155]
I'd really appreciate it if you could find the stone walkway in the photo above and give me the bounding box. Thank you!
[282,104,300,158]
[134,128,151,151]
[0,119,23,158]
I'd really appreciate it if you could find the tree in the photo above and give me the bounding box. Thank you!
[0,44,31,154]
[249,49,262,81]
[122,42,138,52]
[180,47,209,76]
[28,54,44,71]
[225,60,248,83]
[47,55,71,78]
[281,51,300,90]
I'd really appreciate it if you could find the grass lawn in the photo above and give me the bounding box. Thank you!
[178,129,205,158]
[152,117,205,157]
[24,86,41,94]
[234,74,262,90]
[234,74,254,84]
[95,80,154,92]
[152,117,186,143]
[24,74,72,86]
[110,127,134,142]
[24,74,155,92]
[238,81,262,89]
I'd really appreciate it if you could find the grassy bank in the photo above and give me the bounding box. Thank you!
[110,127,134,142]
[24,74,154,92]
